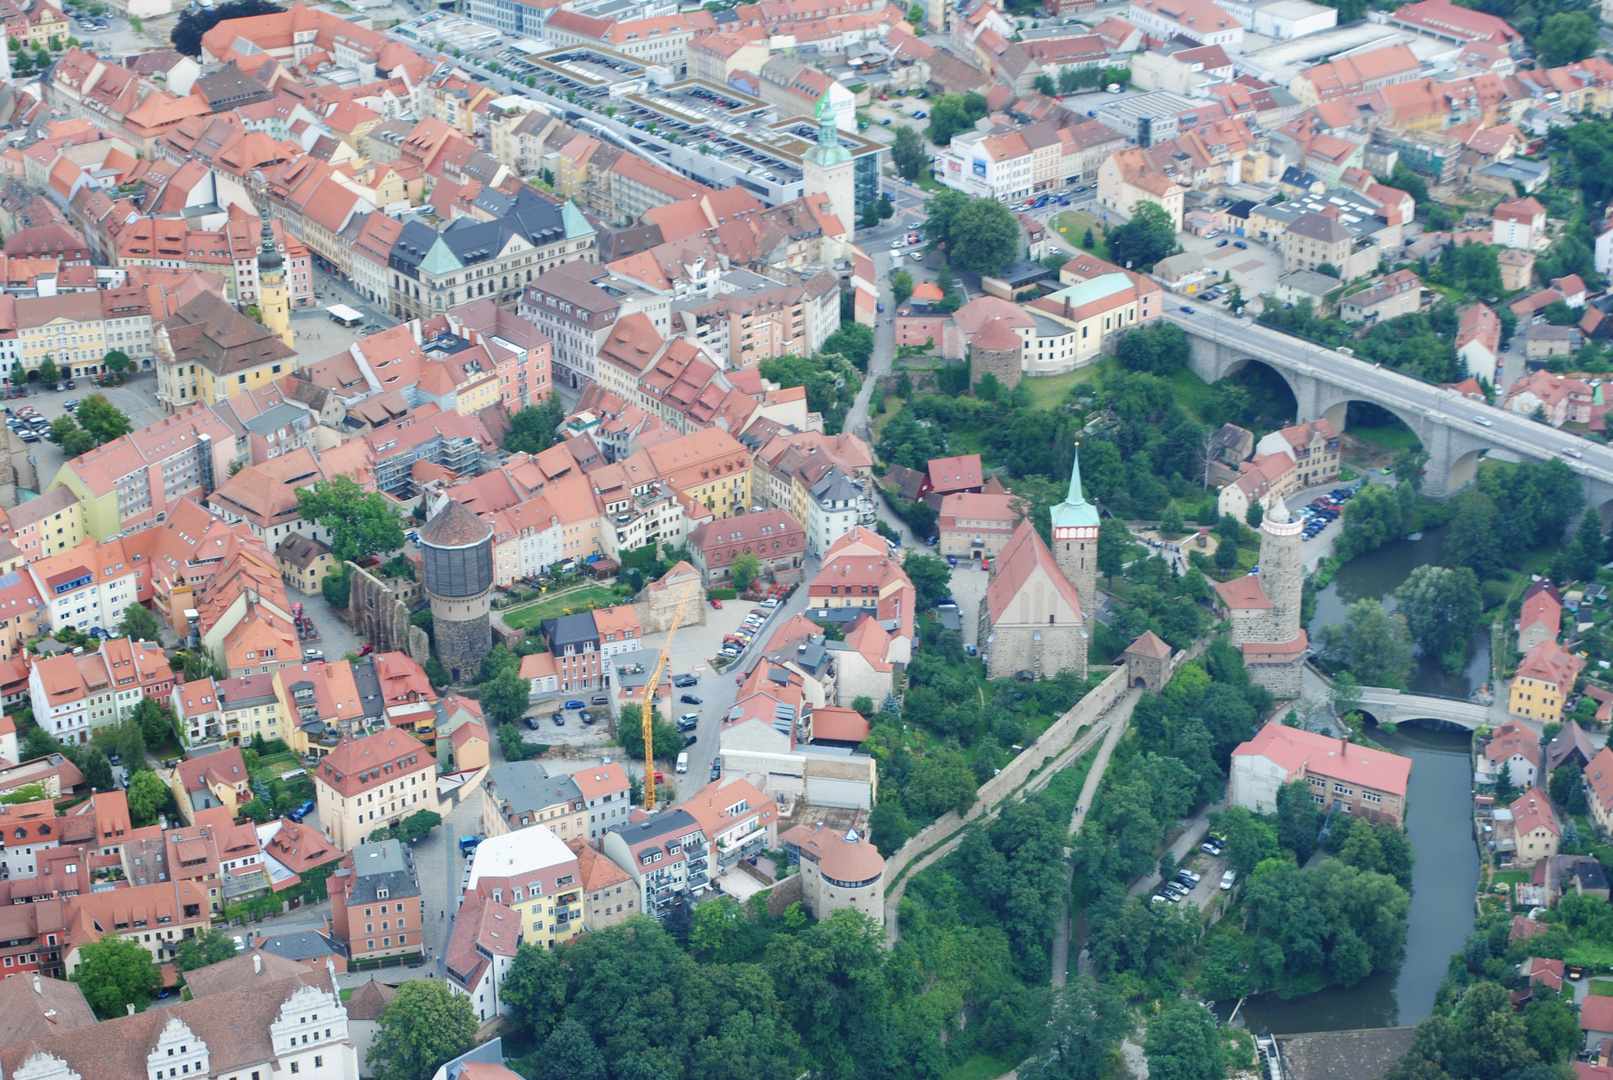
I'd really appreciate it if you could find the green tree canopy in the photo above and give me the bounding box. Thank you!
[1106,201,1177,271]
[72,936,160,1018]
[1539,10,1598,65]
[944,198,1022,277]
[35,357,60,385]
[901,552,953,610]
[1316,598,1413,689]
[1394,565,1482,673]
[296,475,406,565]
[1144,999,1225,1080]
[891,125,928,181]
[176,929,240,971]
[117,602,162,644]
[730,551,762,593]
[102,349,131,374]
[126,769,172,826]
[75,394,131,443]
[505,396,567,456]
[367,980,480,1080]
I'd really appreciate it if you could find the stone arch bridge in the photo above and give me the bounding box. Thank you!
[1353,686,1495,731]
[1164,309,1613,510]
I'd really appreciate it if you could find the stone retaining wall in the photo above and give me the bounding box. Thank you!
[881,663,1131,892]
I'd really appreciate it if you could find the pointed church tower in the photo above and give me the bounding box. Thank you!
[800,90,856,238]
[1050,446,1100,615]
[257,205,293,350]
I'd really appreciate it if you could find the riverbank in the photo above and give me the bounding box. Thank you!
[1228,726,1479,1035]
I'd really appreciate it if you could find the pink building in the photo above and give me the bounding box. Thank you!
[449,299,552,410]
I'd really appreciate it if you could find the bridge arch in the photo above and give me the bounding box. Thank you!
[1448,446,1495,493]
[1314,396,1425,449]
[1212,357,1300,422]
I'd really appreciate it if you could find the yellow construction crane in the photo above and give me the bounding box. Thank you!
[643,579,696,811]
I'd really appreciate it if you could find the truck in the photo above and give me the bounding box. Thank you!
[459,835,481,856]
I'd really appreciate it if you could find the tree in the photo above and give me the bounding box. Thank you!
[74,394,132,443]
[505,396,566,455]
[877,193,894,220]
[823,323,876,370]
[117,602,162,643]
[296,475,406,565]
[102,349,131,376]
[62,429,95,456]
[1145,999,1225,1080]
[1316,599,1413,689]
[729,551,762,593]
[176,928,240,971]
[861,203,880,229]
[1033,73,1057,96]
[905,746,976,818]
[480,667,529,723]
[1160,503,1185,537]
[1226,284,1247,316]
[891,125,928,181]
[892,270,915,306]
[394,810,443,842]
[1019,976,1126,1080]
[1245,501,1264,528]
[1214,535,1239,571]
[535,1019,606,1080]
[1106,201,1177,271]
[501,943,569,1039]
[1315,262,1342,280]
[126,769,172,826]
[946,198,1022,277]
[1524,998,1580,1064]
[616,705,682,763]
[72,937,159,1018]
[925,92,988,145]
[35,357,59,385]
[1331,670,1363,723]
[1567,511,1604,582]
[1097,518,1133,583]
[46,415,77,445]
[1394,565,1482,673]
[1116,321,1190,376]
[322,566,351,608]
[367,980,480,1080]
[1539,10,1598,65]
[902,552,953,610]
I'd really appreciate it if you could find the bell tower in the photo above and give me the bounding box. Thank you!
[1050,445,1100,615]
[257,205,293,350]
[800,90,856,238]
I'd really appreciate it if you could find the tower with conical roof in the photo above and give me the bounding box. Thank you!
[1258,497,1304,645]
[1050,446,1100,614]
[256,205,292,350]
[801,90,856,238]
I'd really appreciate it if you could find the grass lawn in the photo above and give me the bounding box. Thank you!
[1020,366,1101,410]
[1491,870,1531,886]
[1589,980,1613,996]
[1166,367,1220,423]
[1346,417,1422,452]
[502,585,619,630]
[1050,212,1110,261]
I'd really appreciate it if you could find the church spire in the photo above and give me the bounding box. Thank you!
[1051,444,1100,530]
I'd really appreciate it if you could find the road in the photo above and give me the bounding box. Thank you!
[1163,308,1611,489]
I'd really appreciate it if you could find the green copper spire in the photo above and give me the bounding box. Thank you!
[804,90,851,167]
[1050,444,1101,531]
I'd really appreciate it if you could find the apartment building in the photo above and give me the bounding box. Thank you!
[14,286,162,378]
[480,763,587,841]
[450,298,554,411]
[602,808,710,918]
[445,893,521,1023]
[519,259,671,390]
[543,10,716,76]
[644,428,753,520]
[572,759,632,842]
[0,486,84,561]
[1231,721,1412,825]
[25,536,140,635]
[936,128,1033,203]
[154,290,299,413]
[314,729,439,850]
[464,825,584,950]
[172,671,288,749]
[329,841,425,965]
[567,836,638,930]
[60,878,211,972]
[1510,641,1585,723]
[939,492,1020,560]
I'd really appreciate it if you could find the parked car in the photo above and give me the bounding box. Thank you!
[683,733,698,747]
[591,695,609,706]
[680,694,702,705]
[678,713,700,730]
[760,598,781,608]
[459,835,480,856]
[1234,241,1247,249]
[1200,840,1223,855]
[289,800,316,822]
[1175,869,1201,885]
[580,710,596,725]
[564,700,586,710]
[1220,869,1237,890]
[526,716,542,730]
[551,713,565,726]
[709,598,723,609]
[673,674,698,687]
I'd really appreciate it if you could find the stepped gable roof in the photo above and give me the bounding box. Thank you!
[419,499,492,548]
[985,519,1083,623]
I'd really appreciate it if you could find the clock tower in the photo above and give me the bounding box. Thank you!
[1050,446,1100,615]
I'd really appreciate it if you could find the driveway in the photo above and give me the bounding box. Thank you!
[1125,799,1230,909]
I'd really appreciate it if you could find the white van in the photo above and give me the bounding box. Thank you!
[675,752,689,774]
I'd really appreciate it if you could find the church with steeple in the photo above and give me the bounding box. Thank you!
[978,447,1093,681]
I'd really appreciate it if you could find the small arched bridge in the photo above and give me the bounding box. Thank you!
[1354,686,1494,730]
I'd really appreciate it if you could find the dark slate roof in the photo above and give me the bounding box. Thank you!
[419,499,493,548]
[391,186,568,276]
[351,657,386,722]
[256,930,340,963]
[344,842,421,904]
[541,611,599,650]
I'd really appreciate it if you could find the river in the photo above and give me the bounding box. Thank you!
[1224,526,1483,1035]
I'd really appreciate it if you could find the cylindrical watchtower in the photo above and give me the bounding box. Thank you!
[418,499,494,684]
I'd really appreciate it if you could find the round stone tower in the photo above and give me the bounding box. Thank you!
[1258,498,1305,643]
[418,499,494,684]
[971,316,1024,391]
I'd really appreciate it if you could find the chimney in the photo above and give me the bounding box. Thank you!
[126,1003,135,1016]
[254,953,262,974]
[32,975,41,995]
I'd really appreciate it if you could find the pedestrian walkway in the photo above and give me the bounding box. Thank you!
[1050,693,1137,988]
